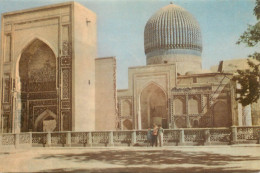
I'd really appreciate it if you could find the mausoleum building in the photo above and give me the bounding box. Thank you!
[0,2,259,133]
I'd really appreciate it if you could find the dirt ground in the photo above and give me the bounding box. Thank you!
[0,145,260,173]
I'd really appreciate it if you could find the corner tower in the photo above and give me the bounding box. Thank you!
[144,3,202,74]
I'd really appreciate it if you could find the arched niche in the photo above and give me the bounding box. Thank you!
[18,39,57,132]
[188,97,199,114]
[174,98,185,115]
[34,109,57,132]
[140,83,168,129]
[121,100,132,117]
[122,119,132,130]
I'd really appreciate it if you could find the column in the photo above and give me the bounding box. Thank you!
[13,90,22,134]
[87,132,92,147]
[15,133,19,148]
[185,95,190,128]
[170,98,176,129]
[29,132,32,147]
[231,126,237,144]
[131,131,136,146]
[47,132,51,147]
[179,129,185,145]
[237,103,243,126]
[137,95,142,130]
[242,105,252,126]
[108,131,114,146]
[204,129,211,145]
[236,83,243,126]
[66,131,71,147]
[171,117,176,129]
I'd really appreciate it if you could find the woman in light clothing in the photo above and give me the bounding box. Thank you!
[157,125,164,147]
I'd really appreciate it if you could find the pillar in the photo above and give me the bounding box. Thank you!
[29,132,32,147]
[231,126,237,144]
[108,131,114,146]
[87,132,92,147]
[242,105,252,126]
[47,132,51,147]
[66,132,71,147]
[13,90,22,133]
[179,129,185,145]
[204,129,210,145]
[131,131,136,146]
[238,103,243,126]
[137,95,142,130]
[15,133,19,148]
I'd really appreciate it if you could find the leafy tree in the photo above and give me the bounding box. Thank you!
[233,0,260,106]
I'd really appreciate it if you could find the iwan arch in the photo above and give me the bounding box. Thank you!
[1,2,260,133]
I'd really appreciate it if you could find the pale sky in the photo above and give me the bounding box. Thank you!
[0,0,258,89]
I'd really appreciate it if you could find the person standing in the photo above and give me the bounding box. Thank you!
[147,128,152,147]
[158,125,164,147]
[152,124,158,147]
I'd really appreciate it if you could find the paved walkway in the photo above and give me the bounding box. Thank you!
[0,145,260,172]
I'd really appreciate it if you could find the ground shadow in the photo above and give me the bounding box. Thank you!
[36,167,260,173]
[35,149,260,173]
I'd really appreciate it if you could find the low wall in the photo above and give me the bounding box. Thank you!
[0,126,259,148]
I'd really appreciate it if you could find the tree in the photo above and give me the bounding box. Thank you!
[233,0,260,106]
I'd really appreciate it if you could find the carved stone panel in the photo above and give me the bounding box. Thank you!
[3,74,11,103]
[4,34,11,63]
[62,111,71,131]
[3,114,10,133]
[61,68,70,99]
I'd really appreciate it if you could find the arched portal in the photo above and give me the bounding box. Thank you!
[140,83,167,129]
[18,39,58,132]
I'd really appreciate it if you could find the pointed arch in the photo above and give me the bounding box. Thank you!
[18,35,57,57]
[15,37,57,79]
[174,98,184,115]
[34,109,57,130]
[188,97,199,114]
[140,82,168,129]
[140,81,167,97]
[17,38,58,132]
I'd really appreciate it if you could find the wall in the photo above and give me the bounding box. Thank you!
[72,2,97,131]
[95,57,117,130]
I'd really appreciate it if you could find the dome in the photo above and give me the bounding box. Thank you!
[144,3,203,74]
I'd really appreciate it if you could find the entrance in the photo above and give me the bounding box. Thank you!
[18,39,57,132]
[140,83,168,129]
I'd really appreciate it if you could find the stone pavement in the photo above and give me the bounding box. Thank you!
[0,145,260,173]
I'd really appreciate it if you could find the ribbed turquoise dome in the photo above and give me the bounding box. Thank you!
[144,3,202,61]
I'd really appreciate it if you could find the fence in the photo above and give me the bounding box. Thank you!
[0,126,259,148]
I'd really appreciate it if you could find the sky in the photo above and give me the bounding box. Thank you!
[0,0,258,89]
